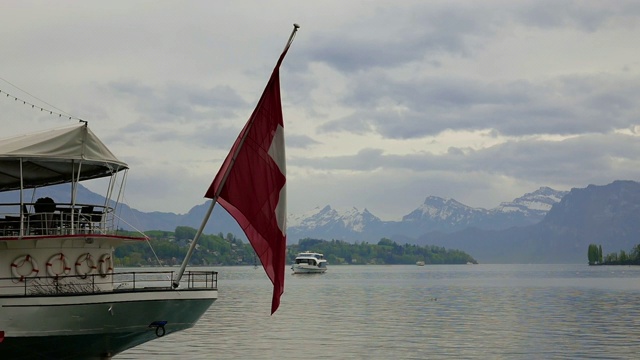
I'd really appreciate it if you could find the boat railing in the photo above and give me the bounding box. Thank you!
[0,202,115,237]
[0,270,217,297]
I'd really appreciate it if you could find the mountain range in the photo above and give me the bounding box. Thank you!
[418,180,640,264]
[3,180,638,264]
[287,186,567,241]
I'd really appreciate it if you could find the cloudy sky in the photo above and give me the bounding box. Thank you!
[1,1,639,220]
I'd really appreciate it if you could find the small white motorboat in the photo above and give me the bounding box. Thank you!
[291,252,328,274]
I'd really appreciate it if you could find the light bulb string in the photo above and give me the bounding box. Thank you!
[0,88,86,121]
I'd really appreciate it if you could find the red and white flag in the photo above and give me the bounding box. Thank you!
[205,33,295,315]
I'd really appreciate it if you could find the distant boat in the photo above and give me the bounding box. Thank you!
[416,261,425,266]
[291,252,328,274]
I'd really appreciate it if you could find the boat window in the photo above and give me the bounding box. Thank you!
[296,259,319,265]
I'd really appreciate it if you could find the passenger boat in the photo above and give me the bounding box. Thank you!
[291,252,328,274]
[0,23,299,358]
[0,123,217,359]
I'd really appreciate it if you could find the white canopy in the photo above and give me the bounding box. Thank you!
[0,123,128,191]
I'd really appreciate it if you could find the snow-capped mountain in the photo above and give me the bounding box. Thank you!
[401,197,491,234]
[286,186,569,243]
[493,186,567,216]
[403,197,488,223]
[287,205,384,241]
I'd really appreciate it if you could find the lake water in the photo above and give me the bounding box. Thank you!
[116,264,640,359]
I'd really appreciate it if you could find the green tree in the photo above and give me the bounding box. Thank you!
[175,226,197,240]
[598,245,603,264]
[619,250,628,264]
[587,244,598,265]
[631,244,640,262]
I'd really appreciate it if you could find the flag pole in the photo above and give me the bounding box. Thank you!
[172,23,300,289]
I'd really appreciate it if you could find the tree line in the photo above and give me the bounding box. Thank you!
[588,243,640,265]
[114,226,257,267]
[113,226,477,267]
[290,237,477,265]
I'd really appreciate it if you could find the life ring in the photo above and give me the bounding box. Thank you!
[75,253,97,279]
[156,325,166,337]
[11,255,40,282]
[46,253,71,278]
[98,253,114,278]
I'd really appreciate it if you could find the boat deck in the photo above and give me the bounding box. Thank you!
[0,201,116,237]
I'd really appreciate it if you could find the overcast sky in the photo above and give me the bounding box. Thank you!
[2,1,639,220]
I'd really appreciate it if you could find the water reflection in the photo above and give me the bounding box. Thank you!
[117,264,640,359]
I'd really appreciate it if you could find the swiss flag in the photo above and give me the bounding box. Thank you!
[205,34,294,315]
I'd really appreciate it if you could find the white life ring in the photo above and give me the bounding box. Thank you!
[46,253,71,278]
[11,254,40,282]
[98,253,114,277]
[75,253,97,278]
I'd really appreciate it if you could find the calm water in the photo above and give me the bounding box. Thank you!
[117,264,640,359]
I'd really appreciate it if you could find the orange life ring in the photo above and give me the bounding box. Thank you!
[11,255,40,282]
[75,253,97,279]
[46,253,71,278]
[98,253,113,278]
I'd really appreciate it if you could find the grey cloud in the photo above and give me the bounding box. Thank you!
[298,3,505,73]
[106,81,248,124]
[186,85,247,109]
[292,148,384,171]
[516,0,640,32]
[301,1,640,74]
[99,80,254,150]
[290,133,640,188]
[320,73,640,138]
[286,134,320,149]
[305,37,426,73]
[467,134,640,187]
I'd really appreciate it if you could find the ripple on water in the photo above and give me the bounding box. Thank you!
[117,264,640,359]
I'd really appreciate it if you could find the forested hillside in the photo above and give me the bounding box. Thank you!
[114,227,256,267]
[114,227,477,266]
[290,238,477,265]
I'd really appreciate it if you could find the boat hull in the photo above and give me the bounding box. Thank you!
[0,288,216,359]
[291,265,327,274]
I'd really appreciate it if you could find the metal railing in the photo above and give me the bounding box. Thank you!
[0,270,218,297]
[0,202,114,237]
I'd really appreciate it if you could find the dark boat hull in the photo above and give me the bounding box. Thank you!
[0,289,216,359]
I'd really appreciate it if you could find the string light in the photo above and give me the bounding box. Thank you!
[0,88,83,121]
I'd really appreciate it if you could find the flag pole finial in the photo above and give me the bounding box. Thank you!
[283,24,300,52]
